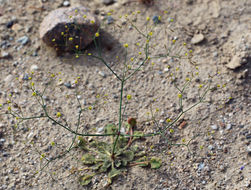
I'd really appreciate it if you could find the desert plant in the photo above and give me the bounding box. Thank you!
[2,10,223,187]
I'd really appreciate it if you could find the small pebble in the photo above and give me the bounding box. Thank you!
[226,124,232,130]
[107,16,114,24]
[6,20,14,28]
[23,73,29,80]
[30,64,39,71]
[191,33,205,44]
[98,71,106,77]
[102,0,114,6]
[152,15,160,24]
[64,82,72,88]
[211,124,218,130]
[208,145,214,150]
[16,36,29,45]
[63,1,70,7]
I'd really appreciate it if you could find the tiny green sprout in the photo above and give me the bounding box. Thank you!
[169,129,174,133]
[200,145,204,150]
[124,43,128,48]
[32,92,36,96]
[166,118,172,123]
[56,112,62,117]
[127,94,132,100]
[95,32,100,37]
[88,106,92,110]
[178,94,182,98]
[41,153,45,158]
[51,141,55,146]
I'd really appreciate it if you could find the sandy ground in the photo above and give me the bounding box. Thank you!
[0,0,251,189]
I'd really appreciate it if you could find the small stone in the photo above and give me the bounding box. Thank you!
[6,20,14,28]
[247,146,251,156]
[102,0,114,6]
[162,59,168,63]
[97,127,103,133]
[152,15,160,24]
[0,51,11,59]
[63,1,70,7]
[23,73,29,80]
[191,33,205,44]
[98,71,106,77]
[16,36,29,45]
[225,54,247,70]
[30,64,39,71]
[39,6,99,53]
[11,23,23,33]
[77,95,82,99]
[107,16,114,24]
[208,145,214,150]
[211,124,218,130]
[226,124,232,130]
[64,82,72,88]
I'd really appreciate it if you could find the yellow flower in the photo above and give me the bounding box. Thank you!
[166,118,172,123]
[75,45,79,49]
[75,9,78,13]
[75,54,79,58]
[88,106,92,110]
[127,65,132,69]
[51,141,55,146]
[88,53,92,56]
[151,62,155,66]
[137,11,141,14]
[170,18,174,22]
[178,94,182,98]
[83,15,87,18]
[172,39,176,44]
[61,32,64,35]
[124,43,128,48]
[69,37,73,41]
[28,77,32,80]
[90,20,95,24]
[185,78,190,81]
[8,106,11,111]
[148,32,153,36]
[183,42,187,46]
[127,94,132,100]
[158,16,161,21]
[155,108,159,112]
[138,52,142,55]
[0,104,2,107]
[32,92,36,96]
[52,38,55,42]
[136,43,140,46]
[130,57,134,61]
[56,112,61,117]
[95,32,100,37]
[107,12,111,16]
[169,129,174,133]
[146,16,150,21]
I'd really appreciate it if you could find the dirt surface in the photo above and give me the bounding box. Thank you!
[0,0,251,189]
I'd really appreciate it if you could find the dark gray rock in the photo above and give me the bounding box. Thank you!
[102,0,115,6]
[39,6,100,53]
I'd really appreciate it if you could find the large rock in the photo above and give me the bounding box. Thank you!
[39,6,100,53]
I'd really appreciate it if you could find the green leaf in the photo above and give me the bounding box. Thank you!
[108,168,122,184]
[80,174,94,186]
[78,137,88,150]
[150,157,162,169]
[104,124,117,134]
[81,153,96,165]
[135,156,149,167]
[99,160,111,172]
